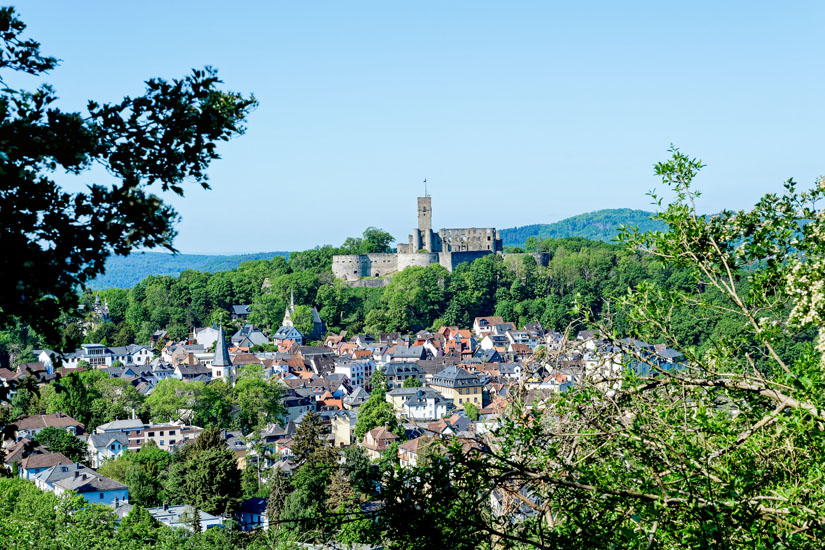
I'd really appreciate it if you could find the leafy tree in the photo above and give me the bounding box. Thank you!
[342,445,376,497]
[163,427,242,517]
[289,305,315,339]
[353,370,399,442]
[463,401,479,421]
[193,379,233,429]
[186,445,242,516]
[265,472,293,526]
[233,365,284,433]
[440,150,825,548]
[0,7,255,347]
[279,461,334,541]
[98,441,171,507]
[291,410,328,466]
[33,426,87,463]
[116,505,160,546]
[401,376,421,388]
[145,378,204,423]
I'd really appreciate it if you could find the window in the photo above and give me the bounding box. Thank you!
[148,432,154,437]
[160,440,165,446]
[159,431,164,436]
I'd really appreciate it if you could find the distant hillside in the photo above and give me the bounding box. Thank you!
[88,251,290,290]
[500,208,664,246]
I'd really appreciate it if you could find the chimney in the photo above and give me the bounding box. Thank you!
[73,470,79,479]
[163,503,169,511]
[115,497,119,507]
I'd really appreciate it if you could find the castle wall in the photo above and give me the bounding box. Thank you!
[397,252,440,271]
[438,250,495,271]
[332,254,399,281]
[437,228,502,253]
[346,278,392,288]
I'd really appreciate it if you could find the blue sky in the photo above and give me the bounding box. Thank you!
[15,2,825,253]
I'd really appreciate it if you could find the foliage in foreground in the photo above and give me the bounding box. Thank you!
[436,150,825,549]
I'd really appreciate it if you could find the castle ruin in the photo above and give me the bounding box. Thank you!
[332,195,503,281]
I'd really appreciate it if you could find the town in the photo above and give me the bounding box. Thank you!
[2,3,822,548]
[1,292,684,534]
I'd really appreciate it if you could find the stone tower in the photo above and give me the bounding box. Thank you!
[417,196,433,251]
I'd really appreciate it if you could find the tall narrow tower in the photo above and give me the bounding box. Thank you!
[417,196,432,251]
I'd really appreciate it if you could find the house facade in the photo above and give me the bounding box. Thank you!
[429,365,484,410]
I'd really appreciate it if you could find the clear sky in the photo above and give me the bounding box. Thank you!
[14,2,825,253]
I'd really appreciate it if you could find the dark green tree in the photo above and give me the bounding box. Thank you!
[401,376,421,388]
[354,370,399,442]
[0,7,256,347]
[33,426,87,463]
[291,410,328,466]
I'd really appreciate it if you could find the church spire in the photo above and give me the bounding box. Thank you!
[212,324,232,367]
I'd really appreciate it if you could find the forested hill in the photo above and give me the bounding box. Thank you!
[500,208,664,246]
[88,251,290,290]
[89,210,661,289]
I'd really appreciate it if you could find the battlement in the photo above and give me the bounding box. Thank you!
[332,194,502,280]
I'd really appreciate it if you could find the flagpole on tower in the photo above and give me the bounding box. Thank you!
[424,178,427,197]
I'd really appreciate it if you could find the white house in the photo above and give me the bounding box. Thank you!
[472,316,505,338]
[333,359,375,388]
[272,325,304,346]
[64,343,152,368]
[87,432,129,468]
[193,326,221,348]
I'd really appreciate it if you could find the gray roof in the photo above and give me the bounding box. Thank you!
[404,390,451,409]
[212,325,232,367]
[431,366,483,388]
[33,462,93,485]
[88,432,129,449]
[391,345,427,359]
[54,471,127,492]
[344,386,370,402]
[381,362,424,377]
[96,418,146,432]
[274,325,303,339]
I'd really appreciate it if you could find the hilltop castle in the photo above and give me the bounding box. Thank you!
[332,195,503,281]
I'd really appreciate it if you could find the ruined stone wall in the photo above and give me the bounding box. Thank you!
[331,254,399,281]
[438,250,497,271]
[437,228,501,253]
[346,278,392,288]
[397,252,440,271]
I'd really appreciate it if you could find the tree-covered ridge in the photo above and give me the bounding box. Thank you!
[88,251,291,290]
[86,211,663,291]
[500,208,665,246]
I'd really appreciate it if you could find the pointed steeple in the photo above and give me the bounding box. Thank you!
[212,325,232,367]
[283,288,295,328]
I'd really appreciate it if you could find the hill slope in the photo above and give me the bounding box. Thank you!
[500,208,663,246]
[88,251,290,290]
